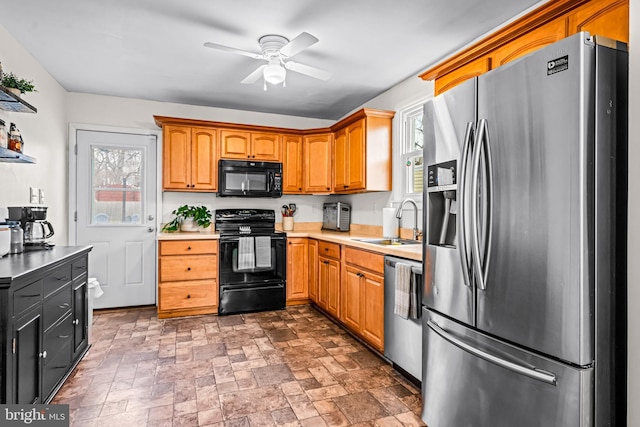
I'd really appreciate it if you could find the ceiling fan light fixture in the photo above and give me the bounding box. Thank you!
[263,59,286,85]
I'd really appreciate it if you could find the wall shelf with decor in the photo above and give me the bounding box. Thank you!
[0,146,35,163]
[0,86,37,113]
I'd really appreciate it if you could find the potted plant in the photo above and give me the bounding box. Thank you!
[161,204,212,232]
[1,71,37,96]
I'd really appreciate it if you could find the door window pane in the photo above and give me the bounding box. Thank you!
[91,146,144,225]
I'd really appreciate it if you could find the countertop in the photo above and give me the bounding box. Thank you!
[158,230,422,262]
[0,245,93,286]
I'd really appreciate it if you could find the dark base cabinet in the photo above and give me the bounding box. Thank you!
[0,246,92,404]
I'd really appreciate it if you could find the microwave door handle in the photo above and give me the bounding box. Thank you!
[269,173,274,192]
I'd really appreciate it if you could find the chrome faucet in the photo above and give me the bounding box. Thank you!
[396,198,420,240]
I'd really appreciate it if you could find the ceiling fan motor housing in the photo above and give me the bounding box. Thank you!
[259,35,289,59]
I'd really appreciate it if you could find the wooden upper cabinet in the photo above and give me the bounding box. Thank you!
[491,18,567,69]
[332,110,393,193]
[333,128,347,190]
[435,56,491,96]
[219,130,281,161]
[219,130,251,159]
[163,125,216,192]
[251,133,281,161]
[423,0,629,95]
[334,120,366,192]
[282,134,304,193]
[568,0,629,43]
[303,133,333,193]
[163,125,191,190]
[191,128,217,191]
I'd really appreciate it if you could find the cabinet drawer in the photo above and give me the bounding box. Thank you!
[160,240,217,256]
[43,313,73,357]
[159,280,217,311]
[13,279,43,316]
[159,255,217,282]
[43,284,72,331]
[71,256,88,279]
[344,247,384,274]
[318,241,341,260]
[44,264,72,297]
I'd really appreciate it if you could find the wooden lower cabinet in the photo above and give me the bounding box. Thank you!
[340,247,385,351]
[309,241,385,352]
[308,240,319,303]
[158,240,218,318]
[286,238,309,305]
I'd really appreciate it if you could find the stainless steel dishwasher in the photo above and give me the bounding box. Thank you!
[384,255,423,383]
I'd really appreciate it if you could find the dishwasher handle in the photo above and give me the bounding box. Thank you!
[385,258,423,276]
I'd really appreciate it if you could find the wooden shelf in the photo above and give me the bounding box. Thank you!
[0,86,37,113]
[0,146,35,163]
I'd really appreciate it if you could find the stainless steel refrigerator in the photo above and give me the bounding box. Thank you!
[421,32,627,427]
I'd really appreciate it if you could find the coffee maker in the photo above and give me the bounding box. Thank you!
[8,206,55,250]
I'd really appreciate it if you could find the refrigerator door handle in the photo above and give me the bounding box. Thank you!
[427,319,557,385]
[457,121,475,289]
[471,119,493,290]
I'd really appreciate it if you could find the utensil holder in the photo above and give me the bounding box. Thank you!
[283,217,294,231]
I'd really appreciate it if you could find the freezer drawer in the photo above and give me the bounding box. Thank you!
[422,309,593,427]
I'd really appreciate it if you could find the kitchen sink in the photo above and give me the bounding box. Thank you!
[353,238,422,246]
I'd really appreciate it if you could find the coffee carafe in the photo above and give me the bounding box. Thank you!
[7,206,55,250]
[24,221,54,243]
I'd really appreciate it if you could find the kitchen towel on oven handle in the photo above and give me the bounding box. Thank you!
[255,236,272,268]
[238,236,256,270]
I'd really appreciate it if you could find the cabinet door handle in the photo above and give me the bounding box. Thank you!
[186,294,191,299]
[39,351,47,359]
[73,319,79,325]
[187,267,191,271]
[187,246,192,250]
[58,303,70,309]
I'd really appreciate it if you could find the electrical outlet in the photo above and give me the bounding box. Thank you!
[29,187,39,204]
[38,189,45,205]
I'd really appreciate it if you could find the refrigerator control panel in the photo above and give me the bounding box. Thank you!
[427,160,457,189]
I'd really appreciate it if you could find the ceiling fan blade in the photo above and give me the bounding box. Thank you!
[279,32,319,58]
[203,42,264,60]
[241,65,267,84]
[284,61,332,81]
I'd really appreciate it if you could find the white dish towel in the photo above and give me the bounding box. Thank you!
[394,262,413,319]
[254,236,272,268]
[238,237,255,270]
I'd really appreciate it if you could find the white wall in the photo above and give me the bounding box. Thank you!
[0,26,69,244]
[627,0,639,425]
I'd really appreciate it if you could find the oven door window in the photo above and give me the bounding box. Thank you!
[219,235,285,284]
[224,171,268,192]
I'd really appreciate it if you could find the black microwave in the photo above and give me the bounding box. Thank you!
[218,160,282,198]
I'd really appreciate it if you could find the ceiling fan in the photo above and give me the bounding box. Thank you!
[204,32,332,90]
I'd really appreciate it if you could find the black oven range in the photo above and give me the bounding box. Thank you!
[215,209,286,315]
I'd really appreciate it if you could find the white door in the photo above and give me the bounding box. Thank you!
[75,130,157,308]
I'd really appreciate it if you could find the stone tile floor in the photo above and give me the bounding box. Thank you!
[53,305,425,426]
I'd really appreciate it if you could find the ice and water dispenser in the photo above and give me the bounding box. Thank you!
[427,160,457,247]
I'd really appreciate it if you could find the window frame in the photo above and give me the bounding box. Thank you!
[398,99,427,200]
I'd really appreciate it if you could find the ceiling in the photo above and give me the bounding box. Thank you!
[0,0,544,120]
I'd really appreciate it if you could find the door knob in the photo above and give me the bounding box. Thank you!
[148,227,154,232]
[148,215,154,221]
